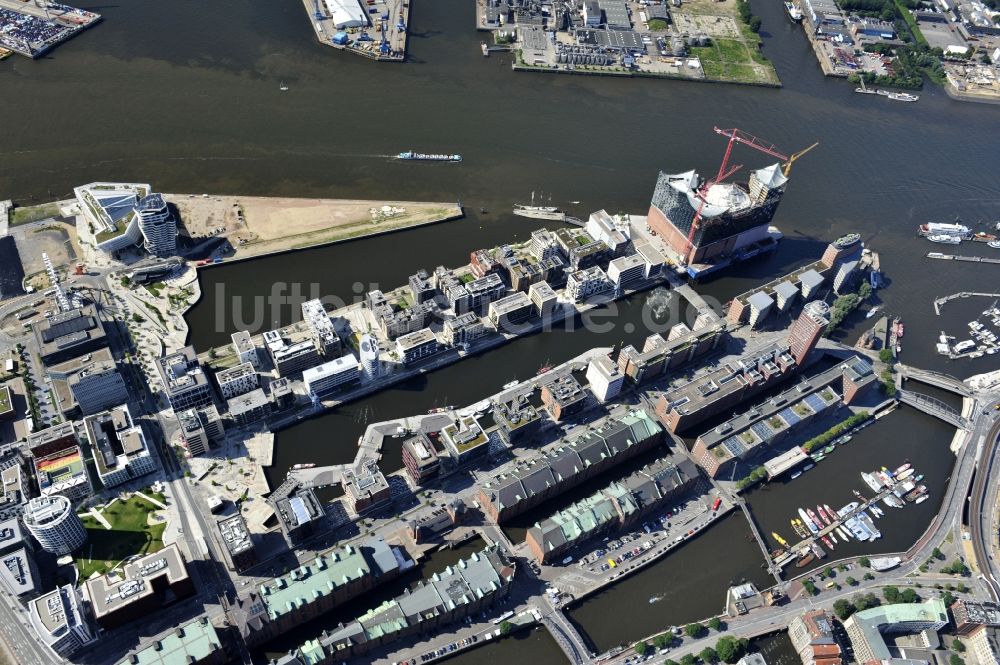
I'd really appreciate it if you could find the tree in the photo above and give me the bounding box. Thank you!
[715,636,748,664]
[879,348,894,364]
[700,647,718,664]
[708,617,723,631]
[686,623,706,639]
[932,547,943,560]
[634,641,650,656]
[803,580,818,596]
[749,15,762,31]
[823,566,835,578]
[833,599,855,620]
[854,592,880,611]
[499,620,513,636]
[681,655,698,665]
[665,661,680,665]
[952,639,966,653]
[655,634,677,650]
[950,655,965,665]
[901,588,920,603]
[132,313,143,323]
[846,576,858,586]
[858,281,873,301]
[884,586,902,603]
[859,557,871,568]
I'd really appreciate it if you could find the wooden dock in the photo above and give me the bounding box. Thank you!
[925,252,1000,265]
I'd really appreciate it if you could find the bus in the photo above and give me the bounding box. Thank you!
[492,610,515,625]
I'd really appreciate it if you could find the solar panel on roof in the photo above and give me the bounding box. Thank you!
[751,421,772,440]
[804,394,827,411]
[779,407,800,425]
[722,437,745,456]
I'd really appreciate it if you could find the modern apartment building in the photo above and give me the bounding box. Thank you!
[28,585,97,659]
[566,266,609,302]
[83,403,156,488]
[215,362,259,400]
[23,495,87,555]
[302,354,360,397]
[231,330,259,368]
[302,299,341,357]
[156,346,213,411]
[136,193,177,257]
[395,328,440,364]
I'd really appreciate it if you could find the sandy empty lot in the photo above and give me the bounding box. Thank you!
[166,194,462,259]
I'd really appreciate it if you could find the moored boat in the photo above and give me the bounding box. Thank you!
[896,468,914,481]
[870,556,901,572]
[836,526,851,541]
[798,508,819,534]
[817,505,833,526]
[772,532,789,547]
[795,552,816,568]
[822,535,836,550]
[915,495,928,504]
[784,1,803,21]
[888,92,919,102]
[291,463,315,470]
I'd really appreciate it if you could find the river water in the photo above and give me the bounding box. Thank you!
[2,0,998,660]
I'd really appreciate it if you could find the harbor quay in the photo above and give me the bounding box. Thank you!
[0,0,101,59]
[298,0,408,61]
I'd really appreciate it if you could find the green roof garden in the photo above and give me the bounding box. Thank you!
[95,212,135,243]
[0,385,11,416]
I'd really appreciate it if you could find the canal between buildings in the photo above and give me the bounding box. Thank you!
[3,0,999,660]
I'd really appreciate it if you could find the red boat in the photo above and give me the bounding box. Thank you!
[822,536,836,551]
[806,508,822,529]
[817,505,833,526]
[537,364,553,375]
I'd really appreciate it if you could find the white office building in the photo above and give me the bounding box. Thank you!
[607,253,645,288]
[29,585,97,659]
[23,495,87,555]
[586,354,624,402]
[215,362,259,400]
[74,182,148,254]
[302,354,360,397]
[136,193,177,257]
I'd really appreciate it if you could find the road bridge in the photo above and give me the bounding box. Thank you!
[897,389,972,429]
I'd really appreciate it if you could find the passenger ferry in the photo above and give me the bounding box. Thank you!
[397,151,463,162]
[783,1,803,21]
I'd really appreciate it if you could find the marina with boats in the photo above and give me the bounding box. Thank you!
[770,460,929,570]
[935,299,1000,359]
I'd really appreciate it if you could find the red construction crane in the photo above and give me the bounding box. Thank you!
[682,127,790,263]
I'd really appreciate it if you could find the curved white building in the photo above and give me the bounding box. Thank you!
[137,193,177,257]
[359,334,380,379]
[23,495,87,555]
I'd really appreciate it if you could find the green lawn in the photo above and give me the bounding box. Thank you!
[647,18,669,30]
[75,496,166,580]
[10,203,60,226]
[692,36,778,84]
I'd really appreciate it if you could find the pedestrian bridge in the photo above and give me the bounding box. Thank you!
[898,365,973,397]
[540,609,591,665]
[897,390,972,430]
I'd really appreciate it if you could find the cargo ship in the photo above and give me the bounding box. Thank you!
[397,152,462,162]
